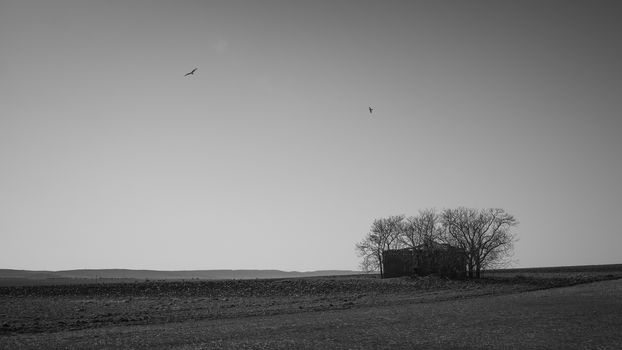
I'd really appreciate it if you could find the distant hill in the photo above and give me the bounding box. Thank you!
[0,269,362,281]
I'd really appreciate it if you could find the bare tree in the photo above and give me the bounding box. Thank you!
[400,209,440,249]
[355,236,381,274]
[355,215,404,277]
[440,207,518,278]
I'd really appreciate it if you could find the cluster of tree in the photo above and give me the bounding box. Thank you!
[355,208,518,278]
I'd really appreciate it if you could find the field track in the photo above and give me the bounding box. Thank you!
[2,278,621,349]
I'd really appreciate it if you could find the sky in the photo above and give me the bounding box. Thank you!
[1,0,621,271]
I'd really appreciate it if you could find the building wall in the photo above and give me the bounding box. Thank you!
[382,246,467,279]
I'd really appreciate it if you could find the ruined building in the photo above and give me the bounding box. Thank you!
[382,242,467,279]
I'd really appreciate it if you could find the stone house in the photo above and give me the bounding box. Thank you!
[382,242,467,279]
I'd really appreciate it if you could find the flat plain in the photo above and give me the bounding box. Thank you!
[1,265,621,349]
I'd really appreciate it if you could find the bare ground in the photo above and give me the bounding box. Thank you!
[1,272,621,349]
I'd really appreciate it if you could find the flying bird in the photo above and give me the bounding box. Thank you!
[369,106,374,114]
[184,68,197,77]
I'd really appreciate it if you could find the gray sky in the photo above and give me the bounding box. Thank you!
[1,0,621,271]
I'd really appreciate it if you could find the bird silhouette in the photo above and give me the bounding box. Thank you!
[184,68,197,77]
[369,107,374,114]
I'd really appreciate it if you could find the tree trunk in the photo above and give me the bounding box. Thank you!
[379,254,384,278]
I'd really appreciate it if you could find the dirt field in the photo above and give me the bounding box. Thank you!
[1,267,621,349]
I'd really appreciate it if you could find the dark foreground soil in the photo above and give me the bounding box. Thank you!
[1,269,621,349]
